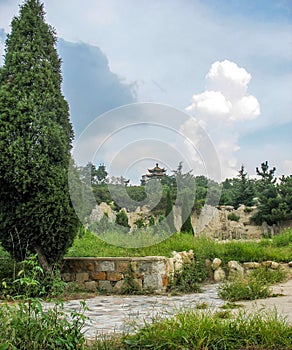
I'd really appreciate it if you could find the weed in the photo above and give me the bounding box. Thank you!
[0,299,87,349]
[168,258,207,293]
[218,276,271,301]
[88,309,292,350]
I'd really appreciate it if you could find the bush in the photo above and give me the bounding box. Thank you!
[218,276,271,301]
[169,258,207,293]
[227,212,240,222]
[0,255,65,299]
[0,299,86,349]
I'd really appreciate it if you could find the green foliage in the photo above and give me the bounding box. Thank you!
[91,309,292,350]
[218,264,287,302]
[218,276,271,301]
[0,255,66,299]
[227,212,240,222]
[272,228,292,247]
[0,299,86,349]
[169,258,207,293]
[67,229,292,263]
[0,0,79,267]
[115,210,130,229]
[165,188,176,233]
[252,161,292,225]
[180,191,194,234]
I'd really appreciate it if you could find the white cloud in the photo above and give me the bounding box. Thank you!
[186,91,231,119]
[206,60,251,99]
[0,41,4,66]
[281,160,292,176]
[185,60,260,178]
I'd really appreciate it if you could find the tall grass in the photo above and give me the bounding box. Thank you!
[89,309,292,350]
[67,228,292,262]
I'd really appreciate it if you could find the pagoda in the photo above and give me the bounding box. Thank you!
[147,163,166,179]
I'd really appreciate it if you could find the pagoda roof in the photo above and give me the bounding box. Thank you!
[148,163,166,173]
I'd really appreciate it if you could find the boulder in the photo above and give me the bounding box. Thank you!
[214,267,226,282]
[211,258,222,270]
[228,260,244,280]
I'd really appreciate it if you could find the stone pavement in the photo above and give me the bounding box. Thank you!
[44,283,223,339]
[43,280,292,340]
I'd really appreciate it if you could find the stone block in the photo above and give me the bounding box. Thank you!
[113,280,126,294]
[261,261,272,268]
[227,261,244,280]
[130,261,138,272]
[85,281,97,292]
[144,274,163,292]
[162,274,169,287]
[85,262,95,271]
[98,261,115,272]
[214,268,226,282]
[211,258,222,270]
[243,262,260,269]
[271,261,280,269]
[61,273,72,282]
[90,271,106,281]
[288,261,292,268]
[99,280,113,293]
[75,272,89,282]
[151,261,167,274]
[107,271,123,281]
[116,261,130,273]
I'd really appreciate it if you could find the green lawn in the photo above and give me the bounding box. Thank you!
[66,228,292,263]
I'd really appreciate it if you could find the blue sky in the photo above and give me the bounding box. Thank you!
[0,0,291,182]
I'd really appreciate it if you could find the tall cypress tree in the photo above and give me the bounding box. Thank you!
[165,188,176,233]
[0,0,78,270]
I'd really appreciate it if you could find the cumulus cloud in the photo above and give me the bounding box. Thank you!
[187,60,260,123]
[184,60,261,178]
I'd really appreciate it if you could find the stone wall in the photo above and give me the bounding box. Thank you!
[61,257,169,293]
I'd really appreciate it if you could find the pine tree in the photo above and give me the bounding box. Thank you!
[232,165,255,208]
[0,0,78,271]
[165,188,176,233]
[180,191,194,234]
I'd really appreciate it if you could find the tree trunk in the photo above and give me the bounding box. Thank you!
[35,246,52,275]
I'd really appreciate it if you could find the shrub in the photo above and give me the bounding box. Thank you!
[169,258,207,293]
[227,212,240,222]
[0,299,86,349]
[1,255,65,299]
[218,276,271,301]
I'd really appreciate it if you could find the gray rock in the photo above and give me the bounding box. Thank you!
[211,258,222,270]
[214,268,226,282]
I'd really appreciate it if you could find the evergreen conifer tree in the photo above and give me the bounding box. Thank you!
[180,192,194,234]
[0,0,78,271]
[165,188,176,233]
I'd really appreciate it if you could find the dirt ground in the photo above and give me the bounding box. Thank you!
[239,278,292,324]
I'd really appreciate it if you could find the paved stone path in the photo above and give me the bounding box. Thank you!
[43,280,292,340]
[44,284,224,339]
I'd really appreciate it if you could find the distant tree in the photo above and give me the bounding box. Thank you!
[115,209,130,229]
[232,165,255,208]
[252,161,278,225]
[95,164,108,184]
[180,191,194,234]
[165,188,176,233]
[0,0,79,272]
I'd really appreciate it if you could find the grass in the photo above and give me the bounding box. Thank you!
[218,266,288,302]
[66,228,292,263]
[87,309,292,350]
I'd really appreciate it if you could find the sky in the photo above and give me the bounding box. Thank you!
[0,0,291,183]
